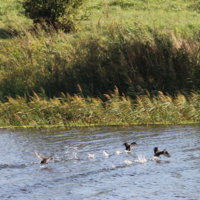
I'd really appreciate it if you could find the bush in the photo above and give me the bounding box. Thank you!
[22,0,86,32]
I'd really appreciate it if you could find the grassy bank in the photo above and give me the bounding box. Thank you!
[1,0,200,128]
[1,89,200,128]
[1,0,200,35]
[1,24,200,100]
[0,0,200,100]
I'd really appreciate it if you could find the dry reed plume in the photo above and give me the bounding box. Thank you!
[0,88,200,128]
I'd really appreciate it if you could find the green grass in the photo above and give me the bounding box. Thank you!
[1,25,200,100]
[0,0,32,38]
[1,0,200,36]
[1,0,200,128]
[86,0,200,36]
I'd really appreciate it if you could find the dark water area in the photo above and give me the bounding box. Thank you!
[0,124,200,199]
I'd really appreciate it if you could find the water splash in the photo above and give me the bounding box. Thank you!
[149,157,158,161]
[74,152,78,159]
[103,150,109,157]
[115,151,122,155]
[65,146,78,159]
[25,162,38,165]
[88,154,95,159]
[123,160,132,165]
[52,154,63,162]
[135,155,147,163]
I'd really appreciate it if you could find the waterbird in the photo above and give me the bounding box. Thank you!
[34,151,54,164]
[154,147,171,158]
[123,142,138,151]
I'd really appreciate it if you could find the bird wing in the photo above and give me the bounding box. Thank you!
[123,142,130,147]
[123,142,130,150]
[154,147,162,154]
[131,142,137,145]
[130,142,137,147]
[35,151,46,159]
[46,154,54,159]
[129,144,135,150]
[154,151,163,157]
[154,147,158,154]
[164,151,171,157]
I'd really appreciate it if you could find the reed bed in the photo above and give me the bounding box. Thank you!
[1,88,200,128]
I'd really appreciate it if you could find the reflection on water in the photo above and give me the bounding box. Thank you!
[0,124,200,199]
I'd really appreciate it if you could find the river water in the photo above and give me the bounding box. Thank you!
[0,124,200,199]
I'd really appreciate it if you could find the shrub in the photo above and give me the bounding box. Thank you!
[22,0,86,32]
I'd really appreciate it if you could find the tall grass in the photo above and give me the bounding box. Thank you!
[0,25,200,101]
[1,0,200,128]
[1,88,200,128]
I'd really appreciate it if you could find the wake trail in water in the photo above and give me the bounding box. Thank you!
[149,157,159,161]
[0,163,29,169]
[125,150,132,154]
[115,151,122,155]
[124,160,133,165]
[65,146,79,160]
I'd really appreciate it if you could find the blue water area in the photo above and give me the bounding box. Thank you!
[0,124,200,199]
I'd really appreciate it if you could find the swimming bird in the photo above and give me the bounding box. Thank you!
[154,147,171,158]
[123,142,138,151]
[34,151,54,164]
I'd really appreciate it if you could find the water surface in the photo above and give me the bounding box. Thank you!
[0,124,200,199]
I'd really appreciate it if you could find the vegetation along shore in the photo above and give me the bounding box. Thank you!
[1,0,200,128]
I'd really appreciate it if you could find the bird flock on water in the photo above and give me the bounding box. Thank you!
[34,141,171,165]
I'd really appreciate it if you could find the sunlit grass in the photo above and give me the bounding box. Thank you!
[1,88,200,128]
[0,24,200,100]
[1,0,200,36]
[1,0,200,128]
